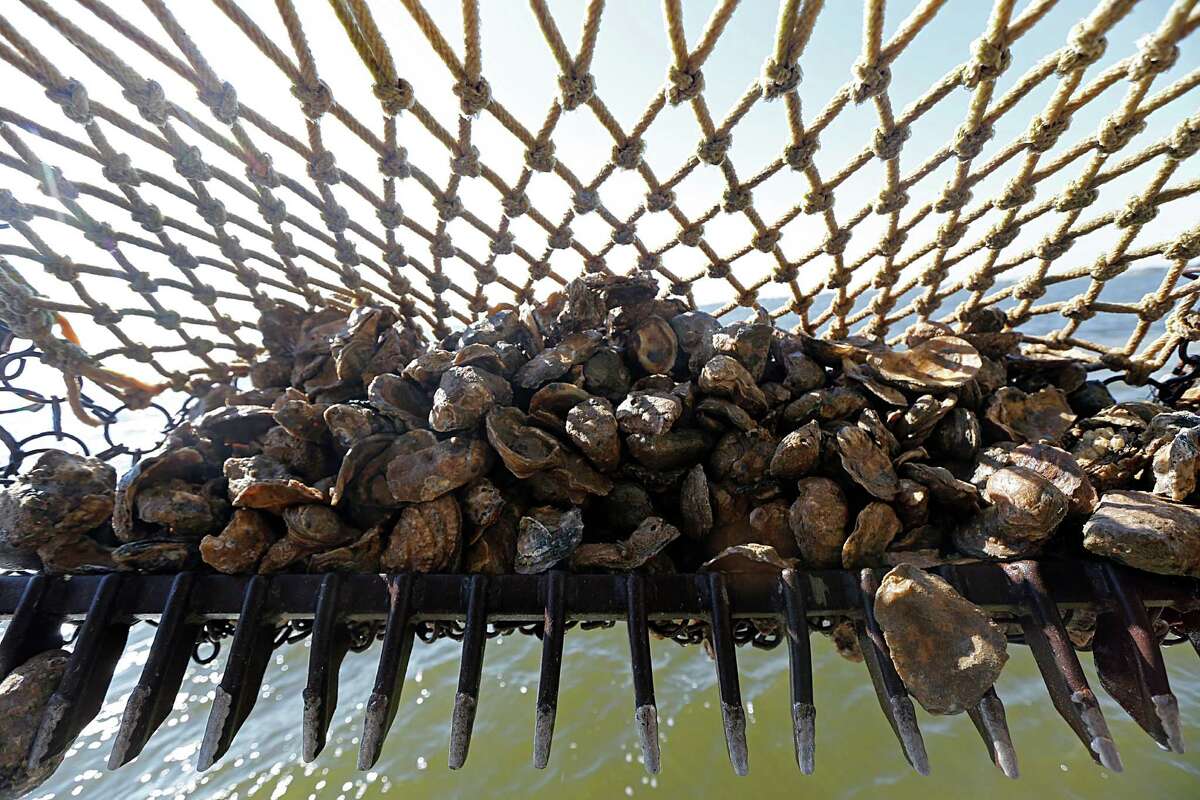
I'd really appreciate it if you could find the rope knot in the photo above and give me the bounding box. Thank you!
[219,235,248,263]
[389,275,412,294]
[824,229,851,255]
[1164,228,1200,261]
[130,199,164,233]
[753,230,781,252]
[826,268,851,290]
[773,264,798,283]
[83,222,116,251]
[613,139,646,170]
[1027,113,1070,153]
[851,60,890,104]
[376,201,403,229]
[450,145,481,177]
[1055,179,1098,211]
[1128,34,1180,80]
[638,253,661,272]
[173,144,211,182]
[502,191,530,218]
[198,198,227,227]
[667,66,704,105]
[723,186,752,213]
[273,231,299,259]
[549,227,574,250]
[984,222,1020,250]
[737,289,759,308]
[611,224,636,246]
[529,261,552,280]
[92,305,122,326]
[490,230,515,254]
[431,234,456,259]
[878,230,908,257]
[559,72,596,110]
[872,123,910,160]
[320,201,349,232]
[258,195,288,226]
[954,121,994,160]
[1097,115,1146,153]
[646,189,675,212]
[806,185,835,214]
[761,58,802,100]
[379,146,411,179]
[1013,277,1046,301]
[874,187,909,215]
[935,184,972,214]
[995,179,1035,210]
[707,261,730,279]
[453,78,492,116]
[1090,255,1125,282]
[573,189,600,214]
[1116,197,1158,228]
[44,256,78,282]
[961,36,1011,88]
[245,152,280,188]
[214,316,240,337]
[128,270,156,294]
[0,190,33,223]
[307,150,341,184]
[964,272,995,292]
[39,166,78,200]
[292,79,334,119]
[785,136,819,171]
[1168,115,1200,160]
[166,242,197,270]
[384,244,408,268]
[697,132,732,165]
[155,310,181,330]
[428,273,452,294]
[124,79,169,125]
[198,81,239,124]
[525,142,556,172]
[1057,25,1106,75]
[45,79,91,123]
[1166,311,1200,339]
[1061,297,1095,321]
[193,285,218,306]
[584,256,606,274]
[669,281,691,297]
[679,224,704,247]
[474,264,499,285]
[936,221,967,248]
[374,78,415,114]
[334,237,359,267]
[435,194,464,221]
[1138,295,1172,322]
[1036,234,1074,262]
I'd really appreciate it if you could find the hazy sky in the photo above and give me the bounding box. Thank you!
[0,0,1197,381]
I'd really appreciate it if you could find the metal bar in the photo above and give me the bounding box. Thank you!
[110,572,202,768]
[0,573,62,682]
[1003,561,1122,771]
[779,569,815,775]
[532,570,566,769]
[853,568,930,776]
[359,574,416,770]
[197,575,276,771]
[303,574,353,762]
[626,573,660,775]
[28,573,131,768]
[966,688,1019,779]
[1087,563,1185,754]
[448,574,488,770]
[704,572,748,776]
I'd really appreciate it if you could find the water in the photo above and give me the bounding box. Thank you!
[19,267,1200,798]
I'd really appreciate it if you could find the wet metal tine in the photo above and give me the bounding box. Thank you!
[28,573,131,769]
[779,570,815,775]
[853,569,930,776]
[198,575,275,771]
[1087,563,1185,754]
[626,573,660,775]
[533,570,566,769]
[303,574,353,762]
[448,574,488,770]
[705,573,749,776]
[0,573,60,682]
[1003,561,1122,771]
[359,574,416,770]
[110,572,202,768]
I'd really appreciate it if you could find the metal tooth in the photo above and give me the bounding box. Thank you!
[0,573,62,682]
[198,576,276,771]
[966,688,1019,779]
[704,573,749,776]
[28,573,132,770]
[1181,610,1200,660]
[779,569,815,775]
[448,574,489,770]
[532,570,566,769]
[1003,561,1122,771]
[1087,563,1185,754]
[359,574,416,771]
[110,572,202,768]
[303,574,353,762]
[852,569,930,776]
[626,573,660,775]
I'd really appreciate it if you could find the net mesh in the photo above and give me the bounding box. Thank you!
[0,0,1198,415]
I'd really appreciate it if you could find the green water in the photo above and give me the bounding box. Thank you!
[28,621,1200,799]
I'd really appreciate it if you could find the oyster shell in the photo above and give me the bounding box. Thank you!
[225,455,324,511]
[952,466,1067,559]
[699,355,767,416]
[486,406,563,477]
[200,509,276,574]
[867,336,981,392]
[626,429,710,471]
[310,525,383,573]
[430,365,512,432]
[515,507,584,574]
[769,421,820,480]
[134,479,228,538]
[583,348,632,401]
[985,386,1076,444]
[114,447,206,542]
[382,494,462,572]
[0,649,71,798]
[789,477,849,568]
[528,383,592,432]
[386,435,493,503]
[842,502,902,569]
[572,517,680,570]
[836,426,898,500]
[112,539,197,573]
[514,331,602,389]
[711,320,773,382]
[565,397,621,472]
[1082,490,1200,577]
[368,373,432,429]
[680,465,714,539]
[615,391,683,436]
[628,316,678,374]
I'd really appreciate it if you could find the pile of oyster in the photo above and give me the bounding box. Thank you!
[2,272,1199,589]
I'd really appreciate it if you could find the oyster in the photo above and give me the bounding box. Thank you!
[565,397,621,471]
[430,366,512,432]
[1083,491,1200,577]
[867,336,981,392]
[670,312,719,375]
[112,539,197,573]
[225,455,324,511]
[702,543,795,572]
[310,525,383,573]
[486,406,563,477]
[583,348,632,401]
[0,649,71,798]
[324,402,393,448]
[200,509,276,574]
[514,331,602,389]
[626,429,710,471]
[572,517,681,570]
[769,422,820,480]
[985,386,1076,444]
[368,373,432,429]
[680,465,714,539]
[789,477,849,568]
[386,435,493,503]
[1152,425,1200,501]
[628,316,678,374]
[836,426,898,500]
[515,507,584,573]
[709,428,776,485]
[382,494,462,573]
[699,355,767,416]
[114,447,207,542]
[615,391,683,436]
[711,319,773,381]
[528,383,591,432]
[842,502,902,568]
[953,466,1067,559]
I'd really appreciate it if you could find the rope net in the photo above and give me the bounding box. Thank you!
[0,0,1198,415]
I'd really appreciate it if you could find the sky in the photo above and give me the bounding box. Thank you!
[0,0,1197,389]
